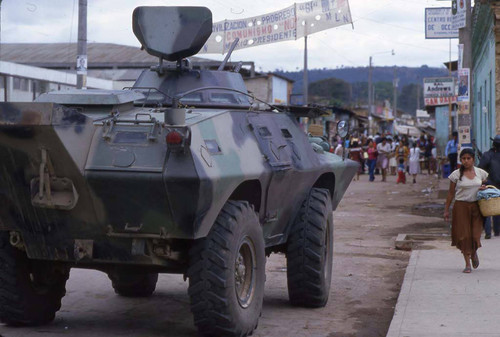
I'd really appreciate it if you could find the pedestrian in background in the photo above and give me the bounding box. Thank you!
[367,139,378,182]
[335,140,344,157]
[389,137,398,175]
[478,134,500,239]
[396,158,406,184]
[408,142,420,184]
[444,148,488,273]
[395,139,409,171]
[348,141,362,181]
[376,137,391,182]
[446,131,459,171]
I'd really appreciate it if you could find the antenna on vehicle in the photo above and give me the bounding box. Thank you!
[233,61,243,73]
[218,38,240,71]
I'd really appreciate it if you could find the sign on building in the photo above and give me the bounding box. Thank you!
[200,0,353,54]
[457,68,470,102]
[425,7,458,39]
[451,0,466,30]
[423,77,456,106]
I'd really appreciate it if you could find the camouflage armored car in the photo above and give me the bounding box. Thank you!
[0,6,357,337]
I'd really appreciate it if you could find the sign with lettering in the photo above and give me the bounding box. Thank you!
[452,0,466,30]
[425,7,458,39]
[424,96,457,106]
[424,77,456,99]
[200,0,353,54]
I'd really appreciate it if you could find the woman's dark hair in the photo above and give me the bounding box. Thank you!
[458,148,475,181]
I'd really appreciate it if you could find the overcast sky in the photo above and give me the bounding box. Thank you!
[2,0,460,72]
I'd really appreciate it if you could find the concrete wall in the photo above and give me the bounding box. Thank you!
[245,77,269,103]
[435,106,451,156]
[271,76,288,104]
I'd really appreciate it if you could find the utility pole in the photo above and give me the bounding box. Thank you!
[303,35,308,106]
[393,67,398,118]
[0,0,6,102]
[457,0,472,145]
[417,82,420,110]
[368,56,373,135]
[459,0,471,70]
[368,50,394,135]
[76,0,87,89]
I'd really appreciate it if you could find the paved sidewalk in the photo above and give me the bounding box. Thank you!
[387,238,500,337]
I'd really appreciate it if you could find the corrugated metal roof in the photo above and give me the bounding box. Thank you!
[0,43,210,68]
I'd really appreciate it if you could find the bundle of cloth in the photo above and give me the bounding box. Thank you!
[477,187,500,200]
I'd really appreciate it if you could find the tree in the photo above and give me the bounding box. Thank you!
[308,77,351,106]
[398,84,424,115]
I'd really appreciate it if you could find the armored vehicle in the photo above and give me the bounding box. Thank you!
[0,6,357,337]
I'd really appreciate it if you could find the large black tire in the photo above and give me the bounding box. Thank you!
[0,232,69,326]
[108,271,158,297]
[286,188,333,307]
[188,201,265,337]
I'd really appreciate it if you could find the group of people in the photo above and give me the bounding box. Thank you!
[444,135,500,273]
[345,132,437,184]
[336,130,500,275]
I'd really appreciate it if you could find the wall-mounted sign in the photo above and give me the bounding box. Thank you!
[451,0,466,30]
[76,55,87,75]
[424,96,457,106]
[457,68,470,102]
[424,77,456,99]
[425,7,458,39]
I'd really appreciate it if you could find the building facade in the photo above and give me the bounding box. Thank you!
[471,1,500,152]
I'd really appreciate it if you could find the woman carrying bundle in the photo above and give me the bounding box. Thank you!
[444,148,488,273]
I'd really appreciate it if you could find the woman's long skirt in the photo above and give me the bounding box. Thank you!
[451,200,483,255]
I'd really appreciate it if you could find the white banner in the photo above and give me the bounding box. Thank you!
[457,44,463,70]
[200,0,353,54]
[425,7,458,39]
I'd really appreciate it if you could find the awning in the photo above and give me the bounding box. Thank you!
[394,124,421,138]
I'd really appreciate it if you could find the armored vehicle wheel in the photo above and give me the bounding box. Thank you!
[188,200,265,337]
[108,271,158,297]
[286,188,333,307]
[0,232,69,326]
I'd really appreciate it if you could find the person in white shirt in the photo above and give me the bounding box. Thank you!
[444,148,488,273]
[334,142,343,157]
[408,142,421,183]
[376,137,391,182]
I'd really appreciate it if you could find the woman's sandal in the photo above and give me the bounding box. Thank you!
[463,267,472,273]
[472,253,479,269]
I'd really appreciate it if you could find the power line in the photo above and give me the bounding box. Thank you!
[359,17,423,33]
[339,26,453,54]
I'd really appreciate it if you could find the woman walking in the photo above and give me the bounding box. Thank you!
[444,148,488,273]
[348,141,363,181]
[376,137,391,182]
[367,139,378,182]
[408,143,420,184]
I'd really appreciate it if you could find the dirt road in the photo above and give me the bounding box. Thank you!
[0,173,449,337]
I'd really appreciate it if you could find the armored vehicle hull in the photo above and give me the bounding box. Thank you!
[0,6,357,337]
